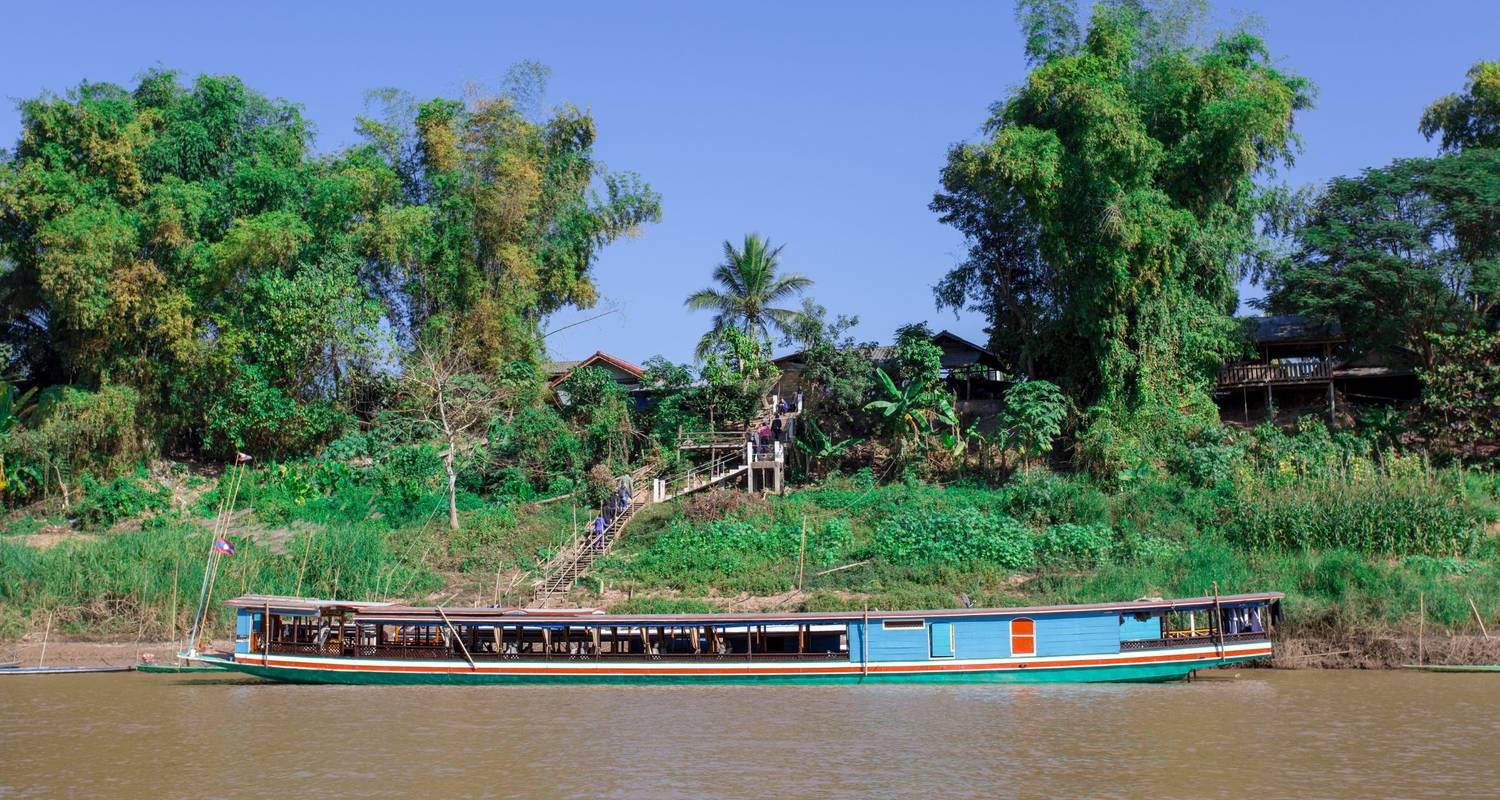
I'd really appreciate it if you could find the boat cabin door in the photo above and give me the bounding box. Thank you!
[929,622,955,658]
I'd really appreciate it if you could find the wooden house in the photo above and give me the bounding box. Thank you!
[545,351,648,407]
[1216,315,1419,423]
[772,329,1008,405]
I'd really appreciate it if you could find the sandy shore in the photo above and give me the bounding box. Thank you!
[1,639,229,668]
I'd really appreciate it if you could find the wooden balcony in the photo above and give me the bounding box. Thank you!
[1218,359,1332,389]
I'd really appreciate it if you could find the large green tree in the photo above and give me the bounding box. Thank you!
[357,65,662,371]
[685,233,812,358]
[936,2,1308,469]
[0,66,659,459]
[1263,153,1500,369]
[0,71,390,455]
[1421,61,1500,152]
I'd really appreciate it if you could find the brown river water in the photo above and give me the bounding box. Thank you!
[1,669,1497,799]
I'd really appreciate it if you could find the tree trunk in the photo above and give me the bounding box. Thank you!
[445,446,459,531]
[436,380,460,531]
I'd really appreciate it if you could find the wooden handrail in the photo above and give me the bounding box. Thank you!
[1218,359,1333,387]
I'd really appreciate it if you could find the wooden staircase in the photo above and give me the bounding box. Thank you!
[526,391,799,608]
[528,485,649,608]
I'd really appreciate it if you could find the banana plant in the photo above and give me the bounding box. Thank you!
[795,418,862,461]
[0,383,40,500]
[865,368,959,460]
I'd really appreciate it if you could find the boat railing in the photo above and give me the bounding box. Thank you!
[1120,630,1269,651]
[458,649,848,662]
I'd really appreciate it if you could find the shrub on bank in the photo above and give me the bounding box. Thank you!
[75,471,172,529]
[871,508,1034,569]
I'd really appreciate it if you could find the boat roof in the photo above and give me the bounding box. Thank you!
[226,592,1283,625]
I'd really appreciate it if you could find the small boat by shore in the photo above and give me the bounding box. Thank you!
[135,661,227,674]
[196,591,1283,685]
[0,664,135,675]
[1401,664,1500,673]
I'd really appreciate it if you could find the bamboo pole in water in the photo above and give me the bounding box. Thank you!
[294,529,315,598]
[168,555,180,646]
[797,516,807,592]
[1470,597,1489,639]
[37,610,52,669]
[1418,592,1425,666]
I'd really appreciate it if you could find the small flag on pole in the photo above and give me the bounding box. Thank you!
[213,536,236,556]
[235,452,253,464]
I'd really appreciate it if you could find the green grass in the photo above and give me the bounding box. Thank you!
[4,442,1498,642]
[0,465,593,639]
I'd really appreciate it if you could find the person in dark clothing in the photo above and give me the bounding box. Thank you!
[771,415,783,442]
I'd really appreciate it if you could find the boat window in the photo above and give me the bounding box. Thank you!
[882,619,924,630]
[1010,618,1035,657]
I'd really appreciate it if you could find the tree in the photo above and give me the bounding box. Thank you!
[780,298,875,426]
[1421,61,1500,152]
[932,145,1056,376]
[1417,330,1500,459]
[685,234,812,358]
[357,67,662,372]
[401,335,504,530]
[1264,152,1500,369]
[0,71,388,455]
[697,327,774,429]
[997,380,1068,471]
[893,323,944,392]
[949,4,1308,471]
[865,367,958,463]
[556,365,632,465]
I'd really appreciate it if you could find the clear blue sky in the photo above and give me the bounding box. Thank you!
[4,1,1497,365]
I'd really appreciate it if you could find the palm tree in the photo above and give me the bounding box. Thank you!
[685,234,812,358]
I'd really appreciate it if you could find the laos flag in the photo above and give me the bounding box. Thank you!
[213,536,236,556]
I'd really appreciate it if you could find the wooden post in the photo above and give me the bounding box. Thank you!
[861,604,869,680]
[1471,597,1490,639]
[38,609,53,669]
[263,601,271,664]
[797,517,807,592]
[167,558,180,649]
[1212,581,1224,658]
[1418,592,1425,665]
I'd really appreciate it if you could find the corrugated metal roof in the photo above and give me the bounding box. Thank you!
[227,592,1283,625]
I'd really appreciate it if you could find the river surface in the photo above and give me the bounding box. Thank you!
[1,669,1496,799]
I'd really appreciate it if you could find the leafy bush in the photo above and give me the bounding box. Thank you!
[1170,442,1241,488]
[997,379,1069,465]
[994,470,1109,527]
[203,363,350,459]
[76,471,172,529]
[1,385,144,505]
[871,508,1034,569]
[1036,523,1113,567]
[486,406,582,494]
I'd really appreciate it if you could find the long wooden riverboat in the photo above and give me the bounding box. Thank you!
[194,592,1282,685]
